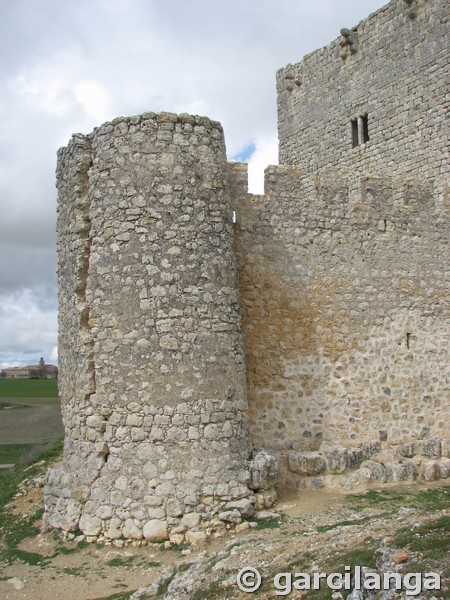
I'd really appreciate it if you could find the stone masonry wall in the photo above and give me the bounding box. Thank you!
[277,0,448,204]
[229,161,449,490]
[44,113,277,544]
[46,0,448,538]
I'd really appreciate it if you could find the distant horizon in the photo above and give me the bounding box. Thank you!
[1,354,58,370]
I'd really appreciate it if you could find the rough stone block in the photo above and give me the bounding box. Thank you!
[393,461,418,482]
[399,442,417,458]
[360,460,388,484]
[143,519,168,542]
[185,530,207,546]
[254,489,277,510]
[180,512,201,529]
[224,498,254,518]
[218,510,242,524]
[287,451,326,476]
[348,448,365,469]
[123,518,143,539]
[320,442,349,473]
[422,461,439,482]
[420,439,441,459]
[248,449,278,490]
[439,459,450,478]
[79,515,102,537]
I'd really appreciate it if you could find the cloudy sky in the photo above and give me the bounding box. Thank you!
[0,0,386,368]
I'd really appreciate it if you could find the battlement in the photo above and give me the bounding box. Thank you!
[277,0,448,203]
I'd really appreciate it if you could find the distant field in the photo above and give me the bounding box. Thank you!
[0,379,58,397]
[0,379,62,467]
[0,443,36,466]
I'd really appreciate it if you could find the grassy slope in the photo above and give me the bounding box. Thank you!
[0,379,62,465]
[0,379,59,397]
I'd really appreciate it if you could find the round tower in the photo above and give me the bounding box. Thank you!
[44,112,276,542]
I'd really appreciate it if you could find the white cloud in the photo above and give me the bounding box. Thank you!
[0,288,57,366]
[247,136,279,194]
[73,79,113,122]
[49,346,58,363]
[0,0,388,361]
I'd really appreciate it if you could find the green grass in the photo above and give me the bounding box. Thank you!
[93,592,137,600]
[0,443,36,465]
[0,437,64,566]
[254,517,285,530]
[315,516,372,533]
[392,516,450,561]
[0,379,58,397]
[345,486,449,512]
[0,507,49,566]
[191,581,226,599]
[160,542,190,552]
[107,556,137,568]
[0,438,64,510]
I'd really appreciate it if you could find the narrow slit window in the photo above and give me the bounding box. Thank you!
[350,113,370,147]
[351,118,359,148]
[361,114,369,143]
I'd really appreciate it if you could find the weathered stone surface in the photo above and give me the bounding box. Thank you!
[254,489,278,510]
[79,515,102,537]
[185,531,207,546]
[394,461,418,482]
[248,449,278,490]
[218,510,242,524]
[287,451,326,476]
[348,447,365,469]
[399,443,417,459]
[224,499,254,519]
[439,458,450,479]
[44,113,278,539]
[122,519,143,540]
[254,511,282,521]
[360,460,388,484]
[143,519,168,543]
[320,442,348,474]
[420,439,441,459]
[180,513,201,529]
[422,461,439,482]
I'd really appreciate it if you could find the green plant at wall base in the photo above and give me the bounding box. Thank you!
[254,517,285,530]
[107,556,136,568]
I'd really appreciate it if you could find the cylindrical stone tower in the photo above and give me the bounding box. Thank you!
[44,112,276,542]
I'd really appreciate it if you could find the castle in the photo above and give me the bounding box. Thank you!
[44,0,449,544]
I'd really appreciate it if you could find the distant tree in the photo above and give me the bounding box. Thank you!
[38,357,46,380]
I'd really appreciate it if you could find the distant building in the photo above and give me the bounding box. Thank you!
[1,358,58,380]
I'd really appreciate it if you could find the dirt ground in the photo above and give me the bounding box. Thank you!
[0,477,448,600]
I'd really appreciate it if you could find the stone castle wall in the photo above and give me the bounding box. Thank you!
[233,0,449,489]
[45,0,449,540]
[44,113,277,543]
[277,0,448,203]
[229,162,449,490]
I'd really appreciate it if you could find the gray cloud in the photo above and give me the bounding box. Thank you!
[0,0,386,365]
